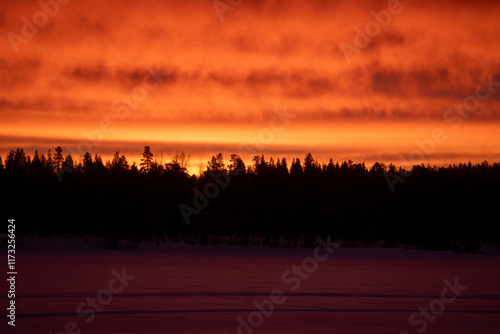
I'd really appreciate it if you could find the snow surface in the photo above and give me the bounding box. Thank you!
[3,237,500,334]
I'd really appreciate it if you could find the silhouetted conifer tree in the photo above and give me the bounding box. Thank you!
[140,146,154,173]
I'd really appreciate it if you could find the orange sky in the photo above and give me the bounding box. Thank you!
[1,0,499,174]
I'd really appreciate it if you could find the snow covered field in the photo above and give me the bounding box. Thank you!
[4,237,500,334]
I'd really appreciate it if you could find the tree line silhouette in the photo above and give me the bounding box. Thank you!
[1,146,499,252]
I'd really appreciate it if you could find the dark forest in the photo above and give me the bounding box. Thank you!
[2,146,499,253]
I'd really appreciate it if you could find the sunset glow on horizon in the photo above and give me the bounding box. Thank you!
[1,0,499,174]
